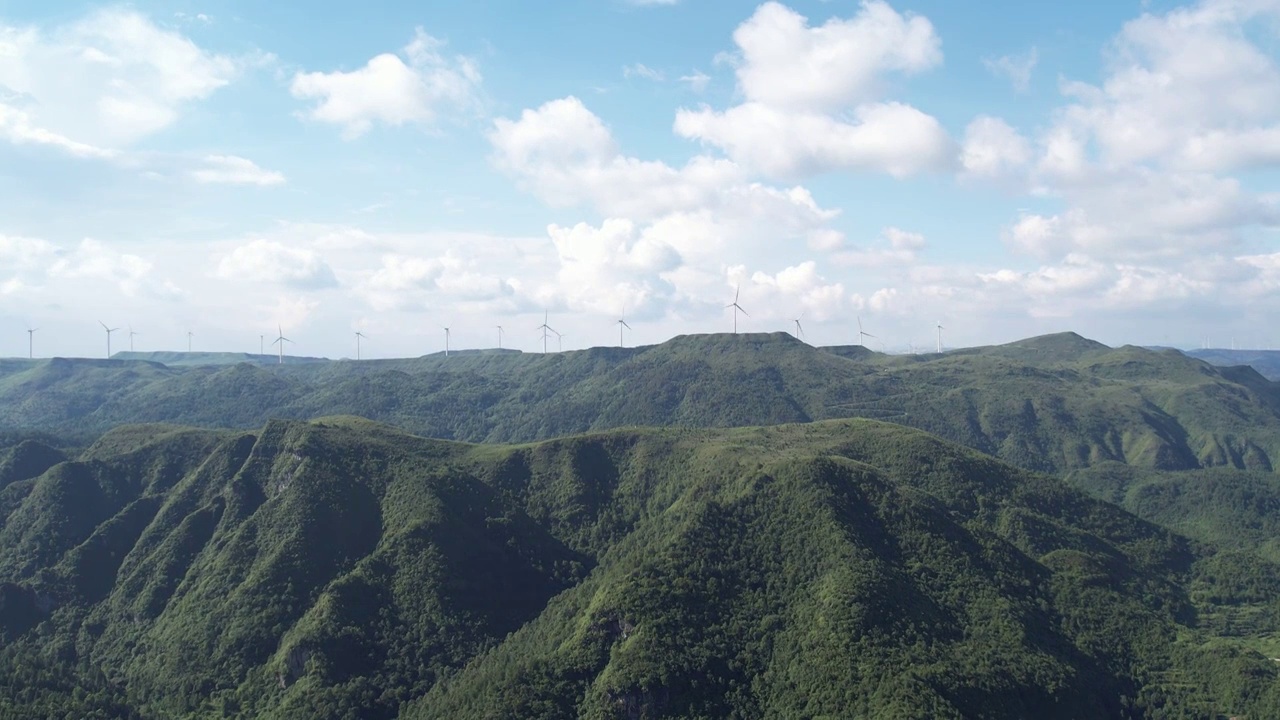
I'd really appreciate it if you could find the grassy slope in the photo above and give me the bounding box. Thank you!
[1,333,1279,477]
[0,419,1277,718]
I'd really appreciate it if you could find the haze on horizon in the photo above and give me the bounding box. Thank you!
[2,0,1278,359]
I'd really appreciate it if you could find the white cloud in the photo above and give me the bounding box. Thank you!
[676,100,953,178]
[747,261,847,321]
[679,70,711,92]
[189,155,285,186]
[834,227,927,267]
[214,239,338,289]
[672,1,951,179]
[0,8,244,153]
[960,115,1032,179]
[357,251,516,312]
[727,1,941,112]
[47,238,180,299]
[490,96,842,226]
[964,0,1280,272]
[489,95,847,315]
[983,48,1038,92]
[290,28,481,138]
[623,63,664,81]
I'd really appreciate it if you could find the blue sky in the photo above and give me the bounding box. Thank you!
[2,0,1279,358]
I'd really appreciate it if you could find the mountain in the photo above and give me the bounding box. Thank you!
[1,418,1279,718]
[1186,348,1280,381]
[2,332,1280,476]
[110,351,332,366]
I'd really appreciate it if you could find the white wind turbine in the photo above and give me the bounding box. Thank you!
[442,326,451,357]
[726,285,748,334]
[936,321,945,353]
[617,317,631,347]
[99,321,119,359]
[496,325,504,350]
[537,311,556,354]
[129,326,139,352]
[355,330,367,360]
[187,330,194,353]
[26,325,37,359]
[792,312,805,341]
[272,325,292,365]
[857,316,876,347]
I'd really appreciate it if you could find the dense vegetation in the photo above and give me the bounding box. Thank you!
[4,332,1280,477]
[2,418,1280,718]
[5,332,1280,717]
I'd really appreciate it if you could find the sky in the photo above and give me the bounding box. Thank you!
[2,0,1280,359]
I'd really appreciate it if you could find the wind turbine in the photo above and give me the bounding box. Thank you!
[617,317,631,347]
[554,329,565,353]
[726,285,748,334]
[260,335,265,356]
[793,312,805,341]
[272,325,291,365]
[25,326,37,359]
[857,316,876,347]
[537,311,556,354]
[496,325,504,350]
[99,321,119,359]
[355,330,367,360]
[936,321,945,353]
[186,331,194,353]
[442,326,451,357]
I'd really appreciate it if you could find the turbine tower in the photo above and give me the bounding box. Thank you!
[26,326,37,359]
[355,330,367,360]
[442,326,451,357]
[857,316,876,347]
[537,311,556,354]
[260,334,265,356]
[554,329,565,353]
[272,325,291,365]
[99,321,119,359]
[496,325,504,350]
[617,317,631,347]
[793,312,805,341]
[726,286,748,334]
[129,326,139,352]
[936,321,945,353]
[187,331,194,353]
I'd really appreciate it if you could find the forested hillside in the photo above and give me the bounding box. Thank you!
[3,332,1279,476]
[2,418,1279,718]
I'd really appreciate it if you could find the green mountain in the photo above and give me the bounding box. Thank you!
[2,332,1279,476]
[2,418,1279,718]
[1186,349,1280,382]
[110,351,332,366]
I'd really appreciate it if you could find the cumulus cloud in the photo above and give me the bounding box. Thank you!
[48,238,181,299]
[214,239,338,289]
[489,95,848,315]
[290,28,482,138]
[960,116,1032,180]
[964,0,1280,273]
[0,9,245,154]
[746,261,847,321]
[674,1,951,179]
